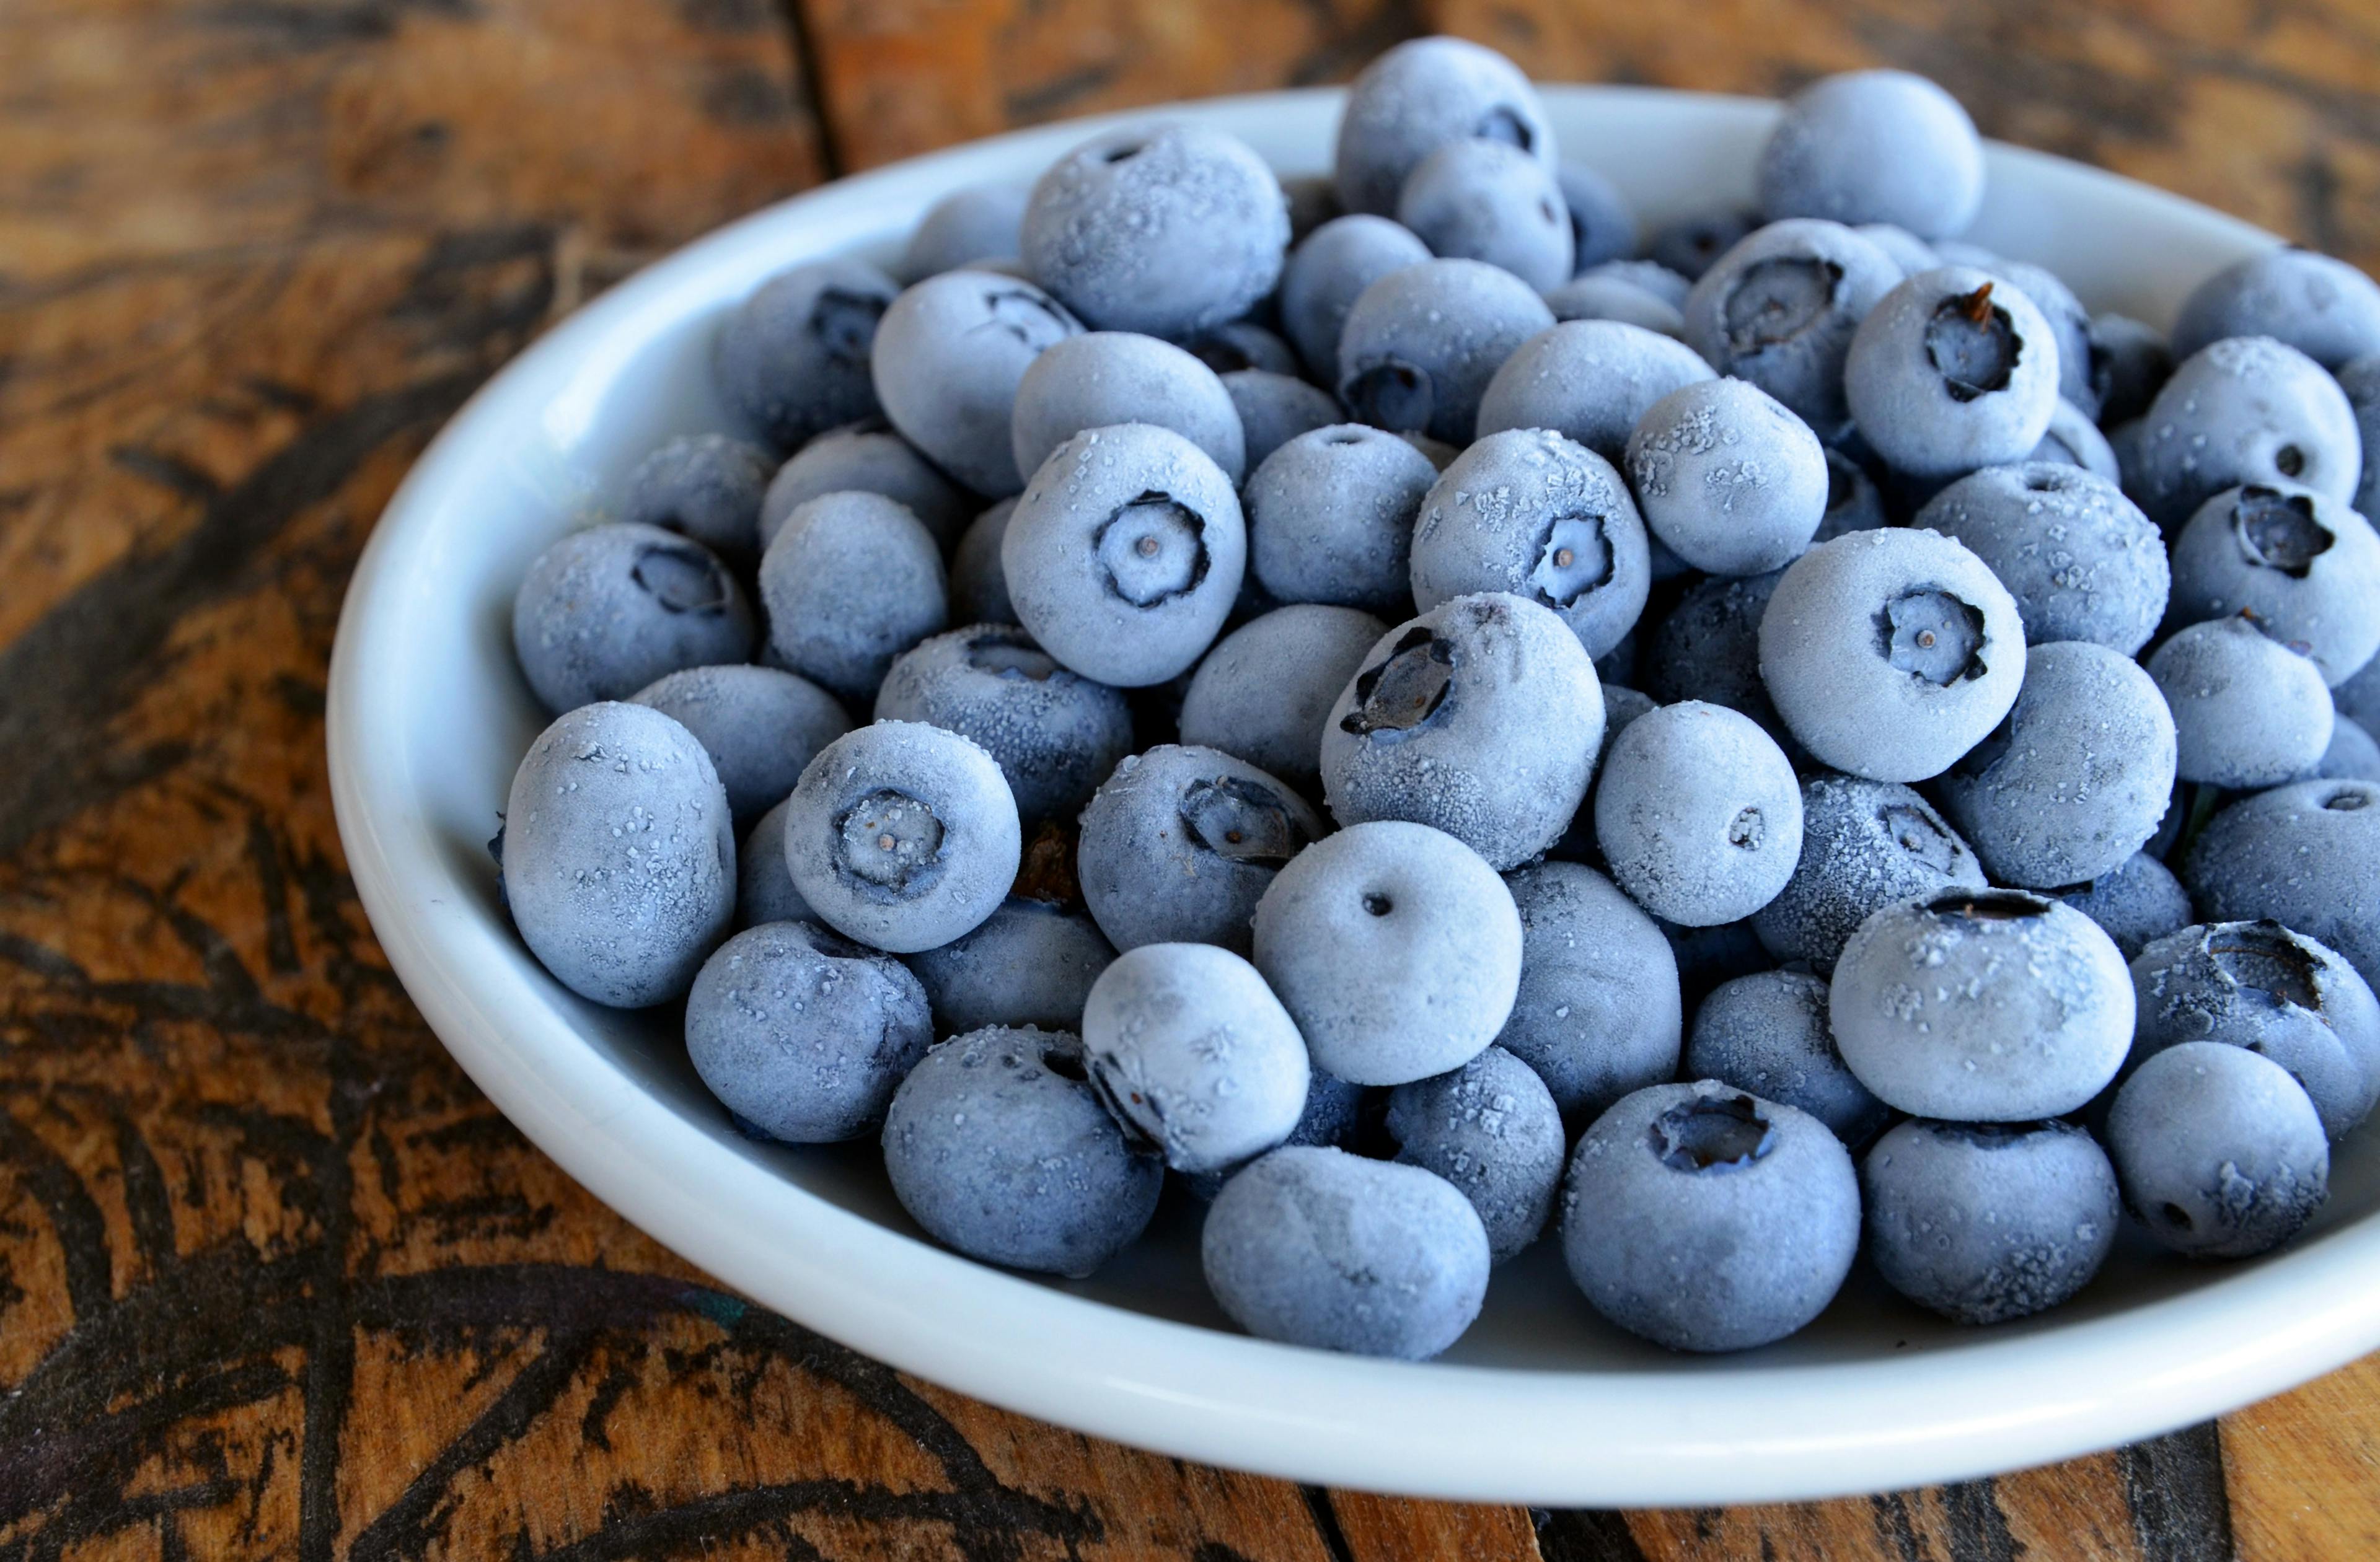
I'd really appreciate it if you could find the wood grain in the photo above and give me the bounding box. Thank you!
[2,1,2377,1558]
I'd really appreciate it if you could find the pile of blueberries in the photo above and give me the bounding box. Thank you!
[498,36,2380,1360]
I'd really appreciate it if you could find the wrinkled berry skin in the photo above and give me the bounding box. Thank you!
[1333,36,1556,217]
[2121,336,2363,532]
[1476,320,1716,462]
[1180,605,1389,792]
[1688,970,1892,1146]
[1756,70,1985,239]
[906,897,1114,1037]
[1752,772,1985,973]
[871,269,1082,497]
[2167,484,2380,687]
[1495,862,1682,1127]
[759,426,972,551]
[2146,616,2334,790]
[1916,463,2169,657]
[1594,701,1805,928]
[757,491,948,704]
[1845,266,2063,479]
[1246,424,1438,615]
[2174,248,2380,371]
[1011,331,1247,486]
[624,433,773,567]
[1386,1045,1566,1263]
[1681,219,1902,440]
[715,258,899,450]
[630,664,851,831]
[1338,260,1555,446]
[2185,778,2380,992]
[2107,1042,2328,1260]
[513,524,756,714]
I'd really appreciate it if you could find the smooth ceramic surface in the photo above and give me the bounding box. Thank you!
[327,86,2380,1506]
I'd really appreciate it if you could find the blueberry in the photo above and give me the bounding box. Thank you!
[1686,970,1891,1146]
[759,424,974,551]
[1386,1044,1566,1262]
[1815,445,1890,542]
[1644,569,1793,746]
[2146,615,2334,789]
[1081,942,1310,1174]
[1545,274,1686,339]
[1845,266,2063,479]
[948,499,1019,626]
[512,524,756,715]
[1222,369,1344,472]
[713,258,898,451]
[1831,889,2134,1120]
[1282,173,1341,244]
[1757,70,1984,239]
[2311,714,2380,782]
[1585,258,1695,309]
[1409,428,1652,659]
[1023,123,1288,340]
[1332,36,1555,217]
[737,796,812,929]
[898,185,1028,282]
[1625,377,1830,576]
[1011,331,1248,486]
[1252,819,1523,1086]
[1246,423,1439,613]
[2334,353,2380,522]
[1279,214,1434,381]
[1549,163,1636,273]
[1320,593,1605,871]
[906,895,1116,1036]
[1863,1120,2119,1324]
[2120,336,2361,532]
[2106,1041,2327,1260]
[1759,528,2027,782]
[1475,319,1717,462]
[1681,219,1902,439]
[1560,1082,1860,1352]
[1660,916,1777,1007]
[2055,851,2194,961]
[873,624,1132,827]
[1494,861,1682,1125]
[1179,1071,1368,1203]
[1851,222,1941,277]
[686,920,932,1142]
[2167,484,2380,686]
[757,491,947,703]
[623,432,774,568]
[1750,772,1985,973]
[1001,423,1246,688]
[1203,1146,1490,1358]
[1179,605,1388,791]
[1397,138,1575,292]
[1646,207,1761,281]
[2030,398,2120,481]
[2089,313,2174,428]
[1076,744,1322,955]
[1915,463,2169,656]
[500,702,736,1007]
[1595,700,1803,926]
[882,1025,1162,1277]
[629,664,851,831]
[871,269,1082,497]
[1189,320,1303,378]
[2174,248,2380,371]
[781,721,1020,954]
[2337,646,2380,734]
[1337,258,1555,445]
[1972,258,2099,420]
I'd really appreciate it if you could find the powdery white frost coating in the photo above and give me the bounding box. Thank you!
[1558,162,1639,271]
[1686,970,1890,1146]
[1830,890,2134,1120]
[1758,528,2027,783]
[898,184,1028,283]
[1180,605,1390,790]
[1595,701,1803,926]
[1279,215,1434,380]
[513,523,756,714]
[1751,773,1985,973]
[2312,714,2380,782]
[1625,377,1829,576]
[1916,463,2169,656]
[501,701,736,1009]
[1853,222,1941,277]
[1645,569,1791,745]
[1332,37,1555,216]
[1475,320,1716,462]
[624,432,773,565]
[1222,371,1342,472]
[2185,778,2380,992]
[713,258,897,450]
[1321,592,1605,871]
[2146,616,2334,789]
[1545,274,1685,338]
[1845,266,2061,478]
[2174,249,2380,371]
[1251,820,1523,1086]
[630,663,852,831]
[1494,862,1681,1125]
[1082,942,1311,1175]
[1680,220,1902,439]
[1000,423,1246,687]
[759,426,973,551]
[1247,423,1439,612]
[1202,1146,1491,1359]
[871,268,1082,497]
[1756,70,1985,239]
[757,491,948,704]
[1978,258,2099,419]
[2168,484,2380,686]
[948,499,1019,626]
[906,897,1116,1036]
[2336,354,2380,520]
[2106,1041,2329,1259]
[1385,1044,1566,1263]
[2122,335,2363,530]
[2031,398,2121,481]
[736,797,811,929]
[1396,138,1574,292]
[1010,331,1247,485]
[1337,259,1555,445]
[2055,851,2193,961]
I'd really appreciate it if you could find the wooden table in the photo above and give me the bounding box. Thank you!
[4,2,2378,1556]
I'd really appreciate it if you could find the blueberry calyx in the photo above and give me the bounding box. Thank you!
[2231,487,2334,579]
[2325,788,2372,812]
[1529,513,1616,609]
[1179,776,1307,865]
[1925,888,2051,922]
[965,628,1062,681]
[2205,922,2323,1010]
[1475,104,1535,151]
[1880,803,1962,872]
[835,789,946,893]
[1924,284,2021,402]
[1342,628,1455,739]
[1096,493,1209,607]
[809,287,888,364]
[630,542,732,615]
[1648,1093,1774,1173]
[1721,257,1843,356]
[982,286,1075,350]
[1880,587,1988,685]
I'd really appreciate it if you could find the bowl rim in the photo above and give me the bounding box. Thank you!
[327,83,2380,1507]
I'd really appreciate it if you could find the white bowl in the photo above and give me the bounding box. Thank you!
[327,85,2380,1507]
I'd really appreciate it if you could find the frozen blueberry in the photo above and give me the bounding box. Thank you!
[1647,207,1761,281]
[1494,862,1681,1125]
[2186,779,2380,990]
[1076,744,1322,955]
[1337,258,1555,445]
[1204,1146,1491,1358]
[1645,569,1792,745]
[1595,701,1803,926]
[2168,485,2380,686]
[2335,353,2380,520]
[2121,335,2362,532]
[1587,258,1695,309]
[1223,369,1344,472]
[757,491,947,703]
[1179,1071,1368,1203]
[1758,71,1984,239]
[714,258,898,450]
[782,721,1020,954]
[1321,593,1605,871]
[1815,445,1890,542]
[2091,314,2174,428]
[1397,138,1574,291]
[1863,1120,2119,1324]
[1333,35,1555,216]
[500,701,736,1007]
[1661,916,1776,1007]
[1180,605,1388,791]
[1972,258,2099,420]
[2146,615,2334,789]
[1474,319,1716,462]
[629,664,851,831]
[1845,267,2063,479]
[883,1025,1162,1277]
[1851,222,1941,278]
[512,524,756,715]
[1915,463,2169,656]
[1246,424,1436,613]
[872,624,1132,827]
[899,185,1028,282]
[1188,320,1302,377]
[949,499,1018,626]
[2337,645,2380,733]
[1081,942,1310,1174]
[906,895,1114,1035]
[2312,714,2380,782]
[1832,889,2134,1120]
[738,796,811,929]
[686,921,932,1142]
[1409,428,1652,659]
[1279,214,1434,381]
[2174,248,2380,371]
[1253,820,1522,1086]
[1687,970,1891,1146]
[871,269,1082,497]
[1681,219,1902,439]
[1759,528,2027,782]
[1554,162,1637,272]
[2056,851,2193,960]
[1750,772,1985,973]
[1936,640,2179,888]
[1545,274,1686,339]
[2106,1041,2327,1260]
[1023,122,1287,340]
[1283,173,1341,244]
[1386,1044,1566,1262]
[2031,398,2120,481]
[1010,331,1247,486]
[758,424,973,551]
[1625,377,1830,576]
[1561,1082,1861,1352]
[1594,633,1643,692]
[624,432,774,567]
